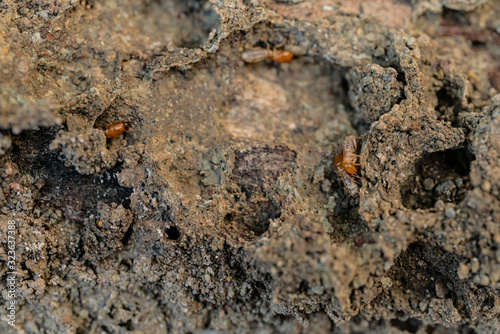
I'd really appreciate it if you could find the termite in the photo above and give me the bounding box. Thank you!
[241,48,294,63]
[104,121,131,139]
[96,219,103,228]
[334,153,360,198]
[342,135,361,175]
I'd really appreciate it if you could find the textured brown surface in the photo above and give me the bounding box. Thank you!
[1,0,500,333]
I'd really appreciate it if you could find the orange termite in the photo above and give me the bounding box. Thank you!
[334,153,359,198]
[96,219,103,228]
[241,49,294,63]
[104,121,131,138]
[342,135,361,175]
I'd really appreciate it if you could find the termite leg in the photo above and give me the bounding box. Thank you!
[352,174,362,182]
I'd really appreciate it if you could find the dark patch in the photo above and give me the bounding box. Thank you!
[10,128,132,222]
[165,225,181,240]
[391,242,476,318]
[119,259,132,271]
[440,8,500,46]
[435,74,466,126]
[436,86,456,117]
[401,147,474,210]
[224,199,281,237]
[441,7,469,26]
[233,146,297,189]
[121,223,135,246]
[120,319,134,331]
[41,164,132,220]
[327,206,368,245]
[331,66,371,132]
[390,318,423,333]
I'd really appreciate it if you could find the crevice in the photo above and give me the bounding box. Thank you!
[164,225,181,240]
[401,147,474,210]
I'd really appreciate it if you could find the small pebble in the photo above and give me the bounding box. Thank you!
[321,179,332,192]
[481,181,491,192]
[311,286,324,295]
[406,37,416,49]
[423,178,435,191]
[471,258,480,273]
[435,199,445,210]
[435,280,447,298]
[457,263,469,280]
[473,272,490,286]
[445,207,456,219]
[419,300,429,312]
[492,94,500,106]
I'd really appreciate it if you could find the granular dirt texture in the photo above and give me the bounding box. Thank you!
[1,0,500,333]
